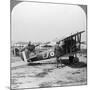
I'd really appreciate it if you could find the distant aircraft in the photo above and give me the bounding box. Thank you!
[11,42,28,56]
[20,31,85,64]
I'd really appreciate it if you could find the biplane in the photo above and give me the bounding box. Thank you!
[20,31,85,64]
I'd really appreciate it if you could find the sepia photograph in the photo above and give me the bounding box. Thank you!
[11,0,87,89]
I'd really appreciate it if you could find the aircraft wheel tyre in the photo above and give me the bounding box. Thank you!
[69,56,74,64]
[73,57,79,64]
[27,59,31,62]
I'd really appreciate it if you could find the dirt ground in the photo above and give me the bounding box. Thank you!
[11,54,87,89]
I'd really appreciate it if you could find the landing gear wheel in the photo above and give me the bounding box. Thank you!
[27,59,31,62]
[73,57,79,63]
[69,56,79,64]
[69,56,74,64]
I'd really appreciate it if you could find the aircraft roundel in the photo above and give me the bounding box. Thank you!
[50,51,55,57]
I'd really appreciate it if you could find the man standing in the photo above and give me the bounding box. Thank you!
[27,41,36,54]
[54,41,62,68]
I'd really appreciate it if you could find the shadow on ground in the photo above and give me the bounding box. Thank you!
[27,62,57,66]
[27,59,87,68]
[61,59,87,68]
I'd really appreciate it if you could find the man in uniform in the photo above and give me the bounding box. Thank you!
[54,41,62,68]
[27,41,36,55]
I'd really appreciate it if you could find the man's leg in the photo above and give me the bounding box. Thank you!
[59,57,62,67]
[56,57,59,68]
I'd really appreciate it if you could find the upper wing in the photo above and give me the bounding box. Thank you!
[61,31,85,41]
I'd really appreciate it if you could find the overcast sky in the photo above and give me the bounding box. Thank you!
[11,2,86,42]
